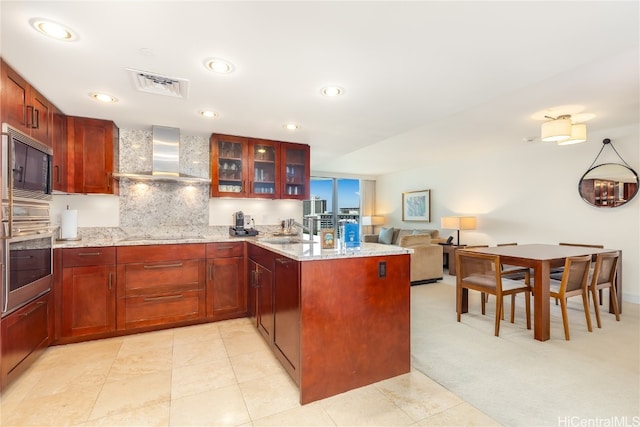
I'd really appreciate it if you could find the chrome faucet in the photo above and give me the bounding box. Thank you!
[289,215,319,241]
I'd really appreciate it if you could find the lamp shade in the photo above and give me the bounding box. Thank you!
[557,123,587,145]
[361,215,384,226]
[441,216,476,230]
[541,116,572,142]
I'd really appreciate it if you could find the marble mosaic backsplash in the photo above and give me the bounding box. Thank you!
[118,129,211,227]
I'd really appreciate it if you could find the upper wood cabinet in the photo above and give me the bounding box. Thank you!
[1,59,53,147]
[51,105,68,192]
[210,133,309,199]
[281,142,310,200]
[67,116,119,195]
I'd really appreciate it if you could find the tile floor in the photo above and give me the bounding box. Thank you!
[0,316,499,427]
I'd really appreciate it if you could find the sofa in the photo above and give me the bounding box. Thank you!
[363,228,444,284]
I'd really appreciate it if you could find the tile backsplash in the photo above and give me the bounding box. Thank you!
[118,128,210,227]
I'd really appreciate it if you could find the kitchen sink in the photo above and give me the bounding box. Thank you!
[260,236,313,245]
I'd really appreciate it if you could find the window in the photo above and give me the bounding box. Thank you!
[308,177,360,238]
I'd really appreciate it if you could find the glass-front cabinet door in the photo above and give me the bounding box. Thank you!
[249,139,280,198]
[281,142,310,199]
[211,134,249,197]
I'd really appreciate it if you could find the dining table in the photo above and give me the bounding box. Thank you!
[461,244,622,341]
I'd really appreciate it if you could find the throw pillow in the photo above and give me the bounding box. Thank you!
[378,227,395,244]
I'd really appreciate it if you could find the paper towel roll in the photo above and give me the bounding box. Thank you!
[60,209,78,239]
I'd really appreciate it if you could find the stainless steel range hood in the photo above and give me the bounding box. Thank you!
[114,126,210,184]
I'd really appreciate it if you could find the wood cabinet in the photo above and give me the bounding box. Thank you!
[116,244,206,331]
[248,244,274,342]
[206,242,247,320]
[210,133,309,199]
[0,59,53,147]
[67,116,119,194]
[1,292,53,392]
[273,256,300,383]
[59,247,116,340]
[51,105,68,192]
[281,142,310,199]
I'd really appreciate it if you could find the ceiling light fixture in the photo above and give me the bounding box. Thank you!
[204,58,235,74]
[321,86,343,97]
[284,123,300,131]
[89,92,117,103]
[199,110,218,118]
[30,18,75,40]
[541,114,587,145]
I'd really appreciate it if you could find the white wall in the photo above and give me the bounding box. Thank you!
[376,125,639,303]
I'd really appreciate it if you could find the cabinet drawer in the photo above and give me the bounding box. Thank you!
[63,247,116,267]
[121,259,202,295]
[117,244,205,264]
[206,242,244,258]
[123,289,203,329]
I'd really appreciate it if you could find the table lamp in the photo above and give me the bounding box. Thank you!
[361,215,385,234]
[440,216,476,245]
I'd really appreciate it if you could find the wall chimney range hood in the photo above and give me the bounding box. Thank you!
[114,126,210,184]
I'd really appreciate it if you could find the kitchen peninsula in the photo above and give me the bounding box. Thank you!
[49,230,412,404]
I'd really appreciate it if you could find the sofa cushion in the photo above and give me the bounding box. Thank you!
[378,227,395,244]
[399,234,432,247]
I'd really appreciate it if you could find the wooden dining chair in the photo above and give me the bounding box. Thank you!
[552,243,605,302]
[549,255,593,340]
[497,243,530,281]
[589,252,620,328]
[456,251,531,336]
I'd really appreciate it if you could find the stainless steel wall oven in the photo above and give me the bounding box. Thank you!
[1,123,54,317]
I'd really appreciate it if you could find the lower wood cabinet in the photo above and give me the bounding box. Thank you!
[273,256,300,383]
[248,245,275,342]
[206,242,247,320]
[116,244,206,331]
[59,247,116,340]
[1,292,52,391]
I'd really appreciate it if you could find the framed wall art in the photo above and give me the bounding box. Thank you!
[402,189,430,222]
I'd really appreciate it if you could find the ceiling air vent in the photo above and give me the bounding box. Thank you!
[126,68,189,98]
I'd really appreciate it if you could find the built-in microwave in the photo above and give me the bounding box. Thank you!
[2,123,53,202]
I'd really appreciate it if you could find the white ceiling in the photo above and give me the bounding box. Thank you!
[1,1,638,177]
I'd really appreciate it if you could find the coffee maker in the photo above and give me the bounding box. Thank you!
[230,211,258,236]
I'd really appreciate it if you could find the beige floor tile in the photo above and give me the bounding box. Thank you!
[319,385,415,426]
[229,348,286,383]
[34,337,123,370]
[172,336,228,367]
[107,342,174,382]
[169,383,251,426]
[171,357,237,399]
[2,384,101,426]
[238,372,300,420]
[89,370,172,420]
[173,322,222,345]
[252,401,336,426]
[84,401,170,427]
[222,327,271,357]
[415,402,502,426]
[375,370,464,422]
[27,357,113,398]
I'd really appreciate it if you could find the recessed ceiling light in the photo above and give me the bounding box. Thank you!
[284,123,300,131]
[200,110,218,118]
[204,58,235,74]
[30,18,76,41]
[89,92,118,103]
[321,86,343,97]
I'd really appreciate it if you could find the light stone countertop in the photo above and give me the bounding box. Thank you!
[54,228,412,261]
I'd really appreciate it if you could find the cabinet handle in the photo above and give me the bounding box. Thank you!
[143,262,183,269]
[208,264,213,281]
[144,294,183,302]
[32,108,40,129]
[217,246,234,250]
[108,272,113,291]
[106,174,111,190]
[276,258,293,265]
[20,301,45,318]
[26,105,33,127]
[14,166,24,183]
[54,165,60,184]
[78,252,101,256]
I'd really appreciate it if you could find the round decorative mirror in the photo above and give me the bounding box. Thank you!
[579,163,639,208]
